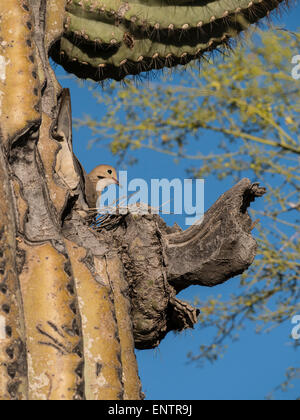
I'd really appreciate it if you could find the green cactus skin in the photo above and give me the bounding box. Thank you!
[50,0,289,81]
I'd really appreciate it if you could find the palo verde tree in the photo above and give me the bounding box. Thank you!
[0,0,292,400]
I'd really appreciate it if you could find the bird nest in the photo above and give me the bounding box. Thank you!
[86,203,156,232]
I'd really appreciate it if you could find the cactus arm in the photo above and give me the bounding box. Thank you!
[51,0,288,81]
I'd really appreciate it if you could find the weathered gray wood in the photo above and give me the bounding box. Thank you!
[164,179,266,291]
[108,179,265,349]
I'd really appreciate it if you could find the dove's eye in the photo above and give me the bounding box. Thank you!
[107,169,112,175]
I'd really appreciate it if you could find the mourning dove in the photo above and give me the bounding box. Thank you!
[84,165,119,209]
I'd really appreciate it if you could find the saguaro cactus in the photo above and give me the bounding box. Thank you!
[0,0,287,400]
[51,0,288,81]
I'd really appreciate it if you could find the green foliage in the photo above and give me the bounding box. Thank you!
[75,28,300,396]
[51,0,288,81]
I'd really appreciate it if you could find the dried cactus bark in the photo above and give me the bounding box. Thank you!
[110,179,266,349]
[50,0,288,81]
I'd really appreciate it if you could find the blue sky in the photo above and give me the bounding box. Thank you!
[54,2,300,400]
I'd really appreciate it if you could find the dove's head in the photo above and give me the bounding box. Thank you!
[88,165,119,193]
